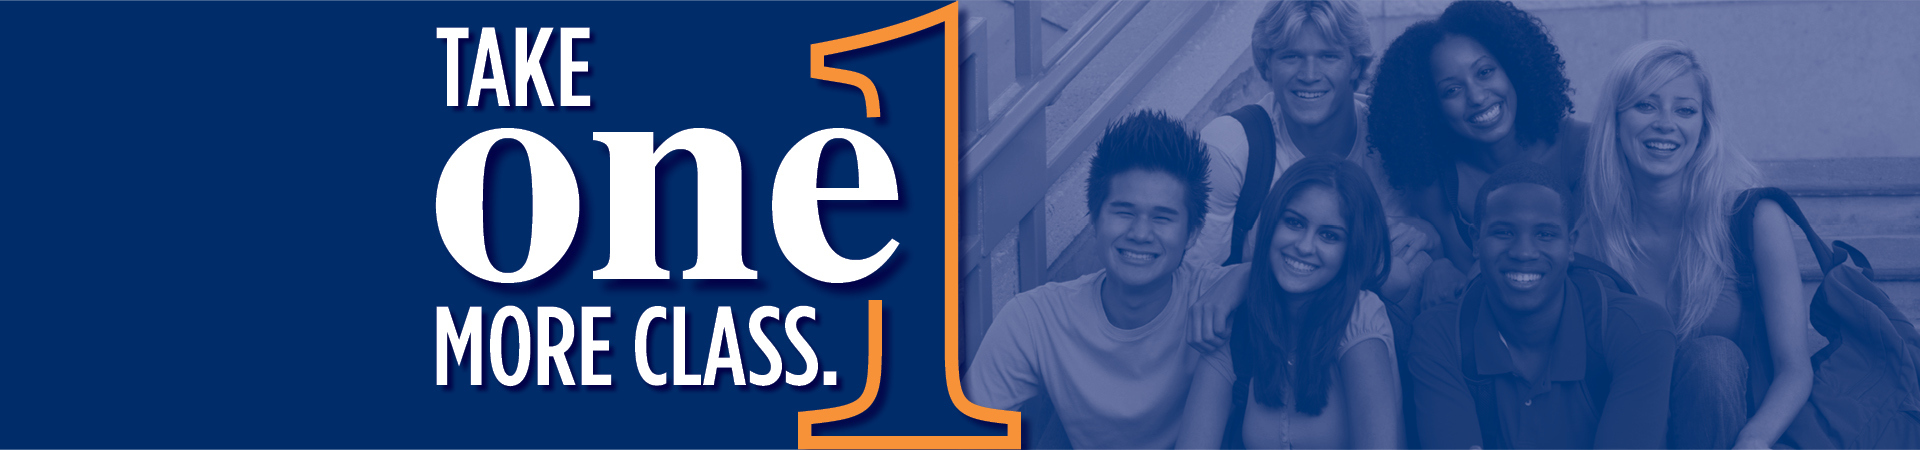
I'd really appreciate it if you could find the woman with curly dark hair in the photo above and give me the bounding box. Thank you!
[1367,0,1589,272]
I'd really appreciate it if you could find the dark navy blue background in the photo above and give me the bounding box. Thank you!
[0,2,1001,447]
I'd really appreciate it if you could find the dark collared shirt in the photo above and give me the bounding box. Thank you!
[1409,279,1677,449]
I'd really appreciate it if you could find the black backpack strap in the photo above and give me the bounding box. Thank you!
[1457,278,1512,449]
[1224,105,1277,266]
[1731,187,1846,351]
[1732,187,1837,274]
[1571,253,1636,296]
[1569,260,1616,416]
[1726,187,1847,412]
[1832,240,1873,280]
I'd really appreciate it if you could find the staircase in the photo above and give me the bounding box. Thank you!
[1761,158,1920,320]
[957,0,1243,368]
[955,3,1247,447]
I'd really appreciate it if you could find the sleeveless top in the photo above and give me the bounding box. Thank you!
[1567,226,1744,339]
[1693,277,1744,338]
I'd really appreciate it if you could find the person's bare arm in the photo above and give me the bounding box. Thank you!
[1175,358,1235,449]
[1341,338,1405,449]
[1735,200,1814,450]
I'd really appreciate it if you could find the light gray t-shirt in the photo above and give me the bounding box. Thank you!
[965,264,1236,449]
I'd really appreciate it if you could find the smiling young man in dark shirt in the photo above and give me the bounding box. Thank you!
[1408,162,1676,449]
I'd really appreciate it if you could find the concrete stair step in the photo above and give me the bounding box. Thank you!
[1757,157,1920,237]
[1792,235,1920,281]
[1758,158,1920,197]
[1787,195,1920,237]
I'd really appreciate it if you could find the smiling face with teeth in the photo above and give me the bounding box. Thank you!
[1266,27,1360,130]
[1094,169,1196,290]
[1616,73,1704,182]
[1267,184,1348,294]
[1475,183,1576,313]
[1431,34,1519,147]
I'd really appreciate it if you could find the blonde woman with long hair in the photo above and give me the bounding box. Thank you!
[1579,40,1809,449]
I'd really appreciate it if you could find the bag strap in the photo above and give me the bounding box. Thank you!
[1456,278,1512,450]
[1729,187,1850,377]
[1224,105,1277,266]
[1832,240,1874,280]
[1571,253,1636,297]
[1733,187,1838,273]
[1569,257,1617,416]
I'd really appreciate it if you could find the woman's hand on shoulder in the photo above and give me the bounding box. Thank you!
[1383,218,1438,303]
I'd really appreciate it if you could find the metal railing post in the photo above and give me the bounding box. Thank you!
[1013,1,1040,84]
[1009,1,1049,293]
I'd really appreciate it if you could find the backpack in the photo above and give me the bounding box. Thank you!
[1456,254,1634,449]
[1729,187,1920,449]
[1222,104,1276,267]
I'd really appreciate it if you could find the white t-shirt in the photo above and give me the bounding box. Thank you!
[964,264,1236,449]
[1237,290,1401,449]
[1188,94,1410,268]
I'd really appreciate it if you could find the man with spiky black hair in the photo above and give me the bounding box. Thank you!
[964,110,1237,449]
